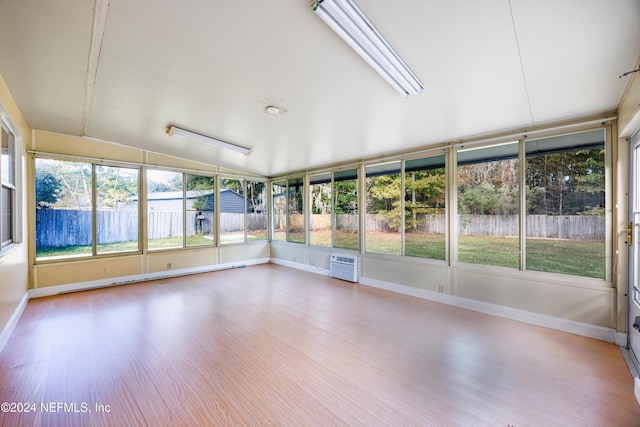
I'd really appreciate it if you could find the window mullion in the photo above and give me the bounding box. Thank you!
[183,173,187,248]
[519,139,526,271]
[331,174,336,247]
[400,161,406,257]
[91,164,97,256]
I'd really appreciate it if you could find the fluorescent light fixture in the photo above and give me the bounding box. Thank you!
[312,0,423,97]
[166,125,253,156]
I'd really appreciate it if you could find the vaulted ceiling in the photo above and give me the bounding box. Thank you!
[0,0,639,177]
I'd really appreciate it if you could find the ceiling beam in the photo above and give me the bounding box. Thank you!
[82,0,110,136]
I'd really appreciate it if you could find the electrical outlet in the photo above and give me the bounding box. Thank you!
[438,284,444,293]
[167,262,172,269]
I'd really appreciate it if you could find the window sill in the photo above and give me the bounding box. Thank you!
[0,242,22,258]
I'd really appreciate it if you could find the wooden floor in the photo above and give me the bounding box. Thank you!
[1,264,639,426]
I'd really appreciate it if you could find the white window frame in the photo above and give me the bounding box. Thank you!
[0,103,21,255]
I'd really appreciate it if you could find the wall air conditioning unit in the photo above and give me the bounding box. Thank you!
[330,253,358,283]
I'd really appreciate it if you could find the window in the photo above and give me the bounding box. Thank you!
[271,177,305,243]
[366,162,401,255]
[525,129,605,279]
[246,181,267,241]
[1,124,15,248]
[35,159,93,258]
[457,142,520,269]
[96,165,140,254]
[405,155,446,260]
[310,173,332,247]
[309,169,359,249]
[36,159,140,259]
[272,181,286,241]
[334,169,359,250]
[287,177,305,243]
[186,174,215,247]
[216,178,267,244]
[220,178,245,244]
[147,170,184,250]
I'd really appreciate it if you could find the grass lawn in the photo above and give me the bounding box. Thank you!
[309,229,358,250]
[405,232,446,260]
[37,233,268,258]
[365,231,446,260]
[37,231,604,279]
[458,235,604,279]
[526,237,604,279]
[458,235,519,269]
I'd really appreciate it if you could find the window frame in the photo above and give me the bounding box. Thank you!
[185,173,216,248]
[217,177,268,245]
[364,154,447,261]
[245,180,268,242]
[455,141,521,269]
[35,157,142,261]
[523,128,610,280]
[451,126,611,281]
[365,160,403,256]
[270,176,306,244]
[0,105,21,254]
[308,168,359,251]
[147,169,223,251]
[403,154,447,261]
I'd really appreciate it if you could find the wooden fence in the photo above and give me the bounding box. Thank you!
[37,210,267,248]
[37,210,605,248]
[366,214,604,240]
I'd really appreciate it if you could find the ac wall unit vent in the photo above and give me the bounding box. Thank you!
[330,253,358,283]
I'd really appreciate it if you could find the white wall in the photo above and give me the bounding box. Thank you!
[272,241,616,329]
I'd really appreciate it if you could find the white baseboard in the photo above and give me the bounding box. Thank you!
[15,257,623,346]
[359,276,617,343]
[30,258,270,298]
[615,332,628,347]
[635,377,640,407]
[0,292,29,354]
[269,258,331,276]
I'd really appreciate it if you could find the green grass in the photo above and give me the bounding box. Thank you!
[365,232,447,260]
[405,232,446,260]
[38,231,270,259]
[526,237,604,279]
[458,235,519,269]
[36,245,94,259]
[458,235,604,279]
[147,235,215,250]
[309,229,359,250]
[37,231,605,279]
[366,231,401,255]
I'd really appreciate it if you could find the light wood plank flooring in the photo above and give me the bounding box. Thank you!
[1,264,639,426]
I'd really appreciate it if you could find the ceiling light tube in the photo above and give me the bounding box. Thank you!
[312,0,424,97]
[166,125,253,156]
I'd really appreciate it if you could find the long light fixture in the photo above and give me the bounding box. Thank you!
[312,0,423,97]
[166,125,253,156]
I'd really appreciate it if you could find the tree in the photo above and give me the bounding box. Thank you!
[526,148,604,215]
[36,159,139,211]
[186,175,215,211]
[335,180,358,214]
[367,169,446,231]
[246,181,266,213]
[405,170,445,229]
[96,166,138,210]
[311,182,331,215]
[34,159,92,210]
[457,159,519,215]
[35,169,62,209]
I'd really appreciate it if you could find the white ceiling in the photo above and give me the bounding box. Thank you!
[0,0,639,177]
